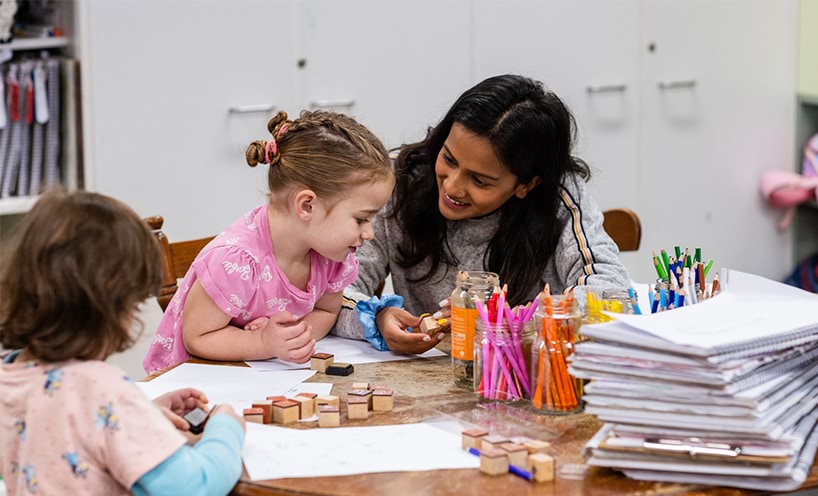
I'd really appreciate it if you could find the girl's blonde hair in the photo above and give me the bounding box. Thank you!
[0,189,162,362]
[245,110,393,202]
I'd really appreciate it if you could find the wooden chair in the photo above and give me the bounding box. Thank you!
[145,216,214,311]
[602,208,641,252]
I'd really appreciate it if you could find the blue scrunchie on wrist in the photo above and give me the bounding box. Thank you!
[355,294,404,351]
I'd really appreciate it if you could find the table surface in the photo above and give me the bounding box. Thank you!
[151,349,818,496]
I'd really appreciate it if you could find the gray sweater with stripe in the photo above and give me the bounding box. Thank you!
[331,174,631,341]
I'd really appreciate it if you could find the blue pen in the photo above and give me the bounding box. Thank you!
[467,447,534,481]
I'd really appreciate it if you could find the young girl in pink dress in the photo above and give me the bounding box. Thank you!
[144,110,394,373]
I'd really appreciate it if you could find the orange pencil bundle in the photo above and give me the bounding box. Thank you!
[531,286,582,414]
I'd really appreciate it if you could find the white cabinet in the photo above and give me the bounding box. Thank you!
[81,0,297,241]
[295,0,471,150]
[81,0,472,242]
[473,0,797,281]
[639,0,797,281]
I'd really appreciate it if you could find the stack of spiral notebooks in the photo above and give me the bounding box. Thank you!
[573,270,818,491]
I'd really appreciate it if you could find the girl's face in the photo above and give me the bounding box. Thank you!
[435,123,537,221]
[309,177,394,263]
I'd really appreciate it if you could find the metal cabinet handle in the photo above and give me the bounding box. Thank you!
[586,84,627,94]
[310,99,355,109]
[228,104,276,114]
[657,79,697,90]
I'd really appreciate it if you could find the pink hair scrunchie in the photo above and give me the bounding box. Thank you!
[264,139,277,164]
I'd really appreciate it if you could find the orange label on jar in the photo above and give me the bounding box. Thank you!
[451,307,479,361]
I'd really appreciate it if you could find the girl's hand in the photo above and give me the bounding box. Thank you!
[153,388,209,431]
[210,404,246,432]
[244,316,269,331]
[260,311,315,363]
[377,307,445,354]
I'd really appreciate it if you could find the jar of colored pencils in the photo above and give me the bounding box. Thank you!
[450,271,500,389]
[473,319,535,402]
[531,294,583,414]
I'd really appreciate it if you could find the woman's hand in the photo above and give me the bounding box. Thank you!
[260,312,315,363]
[376,307,446,354]
[153,388,209,431]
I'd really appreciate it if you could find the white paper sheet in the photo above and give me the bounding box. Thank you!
[245,335,446,372]
[242,421,479,480]
[136,363,315,412]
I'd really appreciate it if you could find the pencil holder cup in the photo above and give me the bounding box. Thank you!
[531,294,583,415]
[473,320,535,403]
[450,271,500,389]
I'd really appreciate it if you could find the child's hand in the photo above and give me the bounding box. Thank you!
[153,388,209,431]
[244,316,270,331]
[261,311,316,363]
[210,404,246,432]
[377,307,445,354]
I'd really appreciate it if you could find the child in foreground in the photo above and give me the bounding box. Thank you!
[0,190,245,495]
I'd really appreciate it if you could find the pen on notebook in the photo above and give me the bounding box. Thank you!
[467,447,534,481]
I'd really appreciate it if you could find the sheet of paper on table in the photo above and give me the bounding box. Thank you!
[245,335,446,372]
[136,363,316,411]
[242,421,479,480]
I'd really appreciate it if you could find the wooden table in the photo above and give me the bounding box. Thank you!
[151,353,818,496]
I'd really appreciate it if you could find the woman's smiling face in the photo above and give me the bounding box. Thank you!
[435,123,537,220]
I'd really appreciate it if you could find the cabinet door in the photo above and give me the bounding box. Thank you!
[472,0,642,274]
[82,1,296,240]
[640,0,797,281]
[294,0,471,150]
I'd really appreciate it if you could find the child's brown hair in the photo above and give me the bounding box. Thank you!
[0,189,162,362]
[245,110,393,204]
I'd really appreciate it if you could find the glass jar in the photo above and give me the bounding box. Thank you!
[531,294,583,414]
[450,270,499,389]
[474,319,536,402]
[585,287,636,324]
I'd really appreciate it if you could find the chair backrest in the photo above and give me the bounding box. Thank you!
[145,216,215,311]
[602,208,641,252]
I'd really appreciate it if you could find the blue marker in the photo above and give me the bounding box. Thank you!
[467,447,534,481]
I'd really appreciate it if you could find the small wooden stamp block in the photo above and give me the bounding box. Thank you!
[316,395,340,408]
[479,448,509,476]
[242,407,264,424]
[419,315,442,334]
[326,362,354,376]
[351,382,370,390]
[293,396,314,419]
[524,439,551,454]
[348,389,373,408]
[529,453,555,482]
[346,396,369,420]
[310,353,335,373]
[183,407,210,434]
[499,443,528,468]
[272,399,299,424]
[372,389,394,412]
[318,405,340,428]
[481,435,509,451]
[461,428,489,450]
[295,392,317,410]
[266,395,287,404]
[251,400,274,424]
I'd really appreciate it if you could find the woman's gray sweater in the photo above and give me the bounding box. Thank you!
[331,174,631,341]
